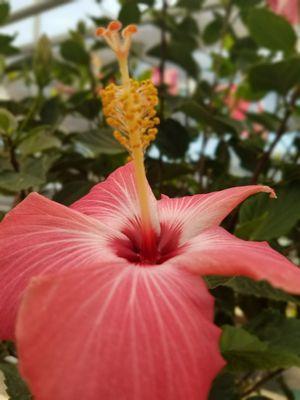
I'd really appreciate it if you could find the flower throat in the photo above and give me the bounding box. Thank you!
[96,21,160,263]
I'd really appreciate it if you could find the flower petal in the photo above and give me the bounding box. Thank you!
[17,264,225,400]
[159,185,275,244]
[173,227,300,294]
[71,162,160,234]
[0,192,122,339]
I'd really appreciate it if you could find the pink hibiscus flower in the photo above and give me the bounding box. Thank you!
[1,21,300,400]
[219,83,266,139]
[152,67,179,95]
[268,0,299,25]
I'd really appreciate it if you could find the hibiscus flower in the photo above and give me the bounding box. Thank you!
[1,21,300,400]
[268,0,299,25]
[152,67,179,95]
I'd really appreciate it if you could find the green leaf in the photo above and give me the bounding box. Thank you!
[247,310,300,355]
[74,98,101,119]
[221,325,300,371]
[176,0,204,9]
[0,171,44,192]
[181,101,240,134]
[0,34,18,56]
[18,128,61,156]
[203,17,224,45]
[230,37,260,68]
[206,275,300,305]
[229,136,262,171]
[246,111,280,131]
[0,108,17,135]
[247,8,296,53]
[178,16,199,37]
[53,180,94,205]
[21,153,60,183]
[0,362,31,400]
[60,40,89,65]
[40,97,63,125]
[215,140,230,167]
[147,159,192,185]
[226,277,300,305]
[205,275,230,289]
[118,2,141,25]
[69,91,101,119]
[209,373,239,400]
[73,129,125,157]
[148,43,198,78]
[169,16,199,51]
[248,57,300,94]
[156,118,190,159]
[33,35,52,88]
[0,1,9,25]
[137,0,154,5]
[236,185,300,240]
[233,0,263,8]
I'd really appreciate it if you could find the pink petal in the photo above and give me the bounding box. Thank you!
[268,0,299,24]
[71,162,160,235]
[173,227,300,295]
[0,192,122,339]
[159,186,275,245]
[17,264,225,400]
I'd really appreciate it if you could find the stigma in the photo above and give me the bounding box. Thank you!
[96,21,159,154]
[96,21,137,83]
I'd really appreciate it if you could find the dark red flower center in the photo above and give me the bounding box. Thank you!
[112,222,182,266]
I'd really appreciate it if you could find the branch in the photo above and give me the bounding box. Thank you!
[241,369,284,398]
[251,86,300,184]
[7,137,20,173]
[6,136,27,204]
[197,129,209,188]
[197,0,233,188]
[159,0,168,120]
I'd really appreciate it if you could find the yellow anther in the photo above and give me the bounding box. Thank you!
[101,78,159,152]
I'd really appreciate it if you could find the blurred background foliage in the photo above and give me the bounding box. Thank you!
[1,0,300,398]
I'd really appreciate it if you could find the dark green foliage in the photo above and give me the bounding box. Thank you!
[60,40,90,65]
[0,362,31,399]
[156,118,190,158]
[0,2,9,25]
[249,58,300,94]
[119,2,141,24]
[221,325,300,370]
[247,8,297,53]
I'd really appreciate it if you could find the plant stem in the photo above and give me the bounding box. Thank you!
[5,137,26,204]
[251,86,300,184]
[211,0,233,89]
[159,0,168,120]
[19,88,43,133]
[198,129,209,188]
[197,0,233,188]
[7,137,19,173]
[241,369,284,398]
